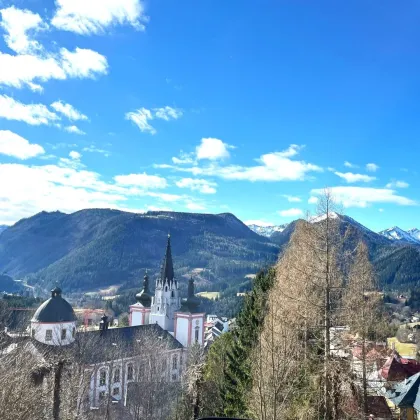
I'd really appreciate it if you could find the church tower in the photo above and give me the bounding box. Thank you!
[129,270,152,326]
[174,276,205,347]
[149,234,181,332]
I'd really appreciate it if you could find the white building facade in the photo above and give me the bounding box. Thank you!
[130,234,205,347]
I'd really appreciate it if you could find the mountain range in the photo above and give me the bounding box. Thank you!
[0,210,419,294]
[378,226,420,245]
[248,221,420,245]
[0,210,278,294]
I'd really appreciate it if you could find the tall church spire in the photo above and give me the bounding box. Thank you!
[160,234,174,284]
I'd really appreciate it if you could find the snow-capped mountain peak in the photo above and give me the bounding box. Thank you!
[379,226,420,244]
[408,228,420,241]
[246,222,289,237]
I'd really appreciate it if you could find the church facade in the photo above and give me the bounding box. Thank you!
[129,234,205,348]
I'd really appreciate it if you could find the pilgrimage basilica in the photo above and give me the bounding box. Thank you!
[2,234,205,411]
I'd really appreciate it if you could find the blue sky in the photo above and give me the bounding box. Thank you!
[0,0,418,231]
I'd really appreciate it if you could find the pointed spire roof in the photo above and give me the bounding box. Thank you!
[160,234,174,283]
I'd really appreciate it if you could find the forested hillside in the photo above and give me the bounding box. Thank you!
[270,214,420,289]
[0,209,419,294]
[0,209,278,292]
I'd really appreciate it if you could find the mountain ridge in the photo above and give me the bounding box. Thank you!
[0,209,419,292]
[379,226,420,245]
[0,209,278,293]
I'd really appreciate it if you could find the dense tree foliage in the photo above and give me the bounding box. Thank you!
[204,268,276,417]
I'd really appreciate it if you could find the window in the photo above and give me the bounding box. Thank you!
[31,328,35,338]
[139,361,145,377]
[127,364,134,381]
[99,369,106,386]
[172,373,177,381]
[172,354,178,370]
[112,387,119,396]
[99,391,106,400]
[72,327,76,338]
[45,329,52,341]
[195,326,200,343]
[61,329,66,340]
[162,358,167,372]
[113,368,120,383]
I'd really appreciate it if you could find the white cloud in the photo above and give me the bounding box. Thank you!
[278,208,304,217]
[125,106,183,134]
[0,48,108,92]
[172,151,195,165]
[366,163,379,172]
[185,202,206,211]
[147,192,183,202]
[125,108,156,134]
[114,173,168,189]
[379,208,384,212]
[334,171,376,183]
[0,130,45,159]
[60,47,108,78]
[308,196,318,204]
[282,194,301,202]
[310,186,416,208]
[386,180,409,189]
[0,162,202,224]
[51,0,147,35]
[82,145,110,157]
[69,150,81,159]
[344,161,358,168]
[175,178,217,194]
[0,6,47,54]
[0,95,59,125]
[154,106,183,121]
[64,125,86,135]
[51,100,88,121]
[157,143,322,182]
[196,138,232,161]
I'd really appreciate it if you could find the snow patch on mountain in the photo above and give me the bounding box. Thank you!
[246,222,289,237]
[408,228,420,241]
[379,226,420,245]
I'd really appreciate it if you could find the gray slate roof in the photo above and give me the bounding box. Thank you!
[31,288,77,323]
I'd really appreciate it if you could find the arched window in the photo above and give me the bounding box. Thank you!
[99,368,107,386]
[165,286,168,292]
[195,326,200,343]
[127,364,134,381]
[113,368,120,383]
[172,354,178,370]
[72,327,76,338]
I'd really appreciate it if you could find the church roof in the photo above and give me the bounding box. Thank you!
[160,234,174,283]
[136,271,152,307]
[31,287,77,323]
[29,323,183,363]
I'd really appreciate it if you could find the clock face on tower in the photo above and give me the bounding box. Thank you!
[195,320,200,326]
